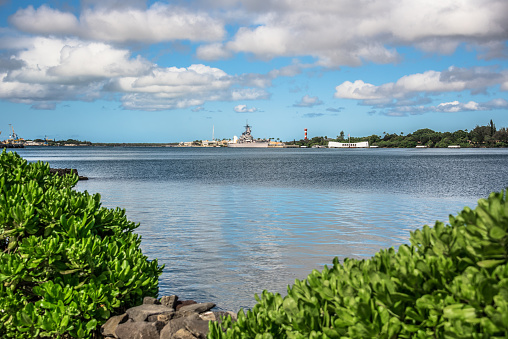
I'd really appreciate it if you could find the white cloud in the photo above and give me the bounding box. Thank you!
[334,80,386,100]
[9,5,79,36]
[234,104,258,113]
[335,66,508,116]
[10,3,225,43]
[5,37,151,85]
[293,95,323,107]
[335,67,508,103]
[216,0,508,66]
[196,43,232,60]
[0,36,270,111]
[8,1,508,68]
[384,98,508,116]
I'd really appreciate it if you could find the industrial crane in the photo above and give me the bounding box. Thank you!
[6,124,24,144]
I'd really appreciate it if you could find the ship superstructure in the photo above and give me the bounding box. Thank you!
[228,123,269,148]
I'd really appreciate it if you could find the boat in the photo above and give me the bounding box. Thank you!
[227,123,270,148]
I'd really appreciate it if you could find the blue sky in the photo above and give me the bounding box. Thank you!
[0,0,507,143]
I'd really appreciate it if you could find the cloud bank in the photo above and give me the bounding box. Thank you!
[8,1,508,67]
[1,0,507,111]
[10,4,225,43]
[334,66,508,114]
[0,36,269,110]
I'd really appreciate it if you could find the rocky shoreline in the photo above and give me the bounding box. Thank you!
[101,295,236,339]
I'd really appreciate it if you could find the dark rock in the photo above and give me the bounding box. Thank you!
[184,313,210,339]
[175,300,196,311]
[143,297,160,305]
[115,320,161,339]
[102,296,232,339]
[126,304,175,322]
[101,313,129,338]
[159,316,188,339]
[153,321,167,333]
[199,312,215,321]
[157,313,174,324]
[173,328,197,339]
[147,311,174,322]
[160,295,178,309]
[178,302,215,315]
[159,313,210,339]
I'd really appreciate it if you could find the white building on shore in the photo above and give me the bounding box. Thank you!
[328,141,369,148]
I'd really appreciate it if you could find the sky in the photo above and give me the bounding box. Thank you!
[0,0,507,143]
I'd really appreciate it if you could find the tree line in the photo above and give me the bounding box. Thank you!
[286,120,508,148]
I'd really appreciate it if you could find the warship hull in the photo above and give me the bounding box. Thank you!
[227,142,269,148]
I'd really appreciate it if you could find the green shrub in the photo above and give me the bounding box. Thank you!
[210,190,508,338]
[0,150,163,338]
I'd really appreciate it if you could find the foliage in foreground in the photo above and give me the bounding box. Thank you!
[0,150,163,338]
[210,190,508,338]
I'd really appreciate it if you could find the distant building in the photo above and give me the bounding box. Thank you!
[24,140,43,146]
[328,141,369,148]
[202,140,218,147]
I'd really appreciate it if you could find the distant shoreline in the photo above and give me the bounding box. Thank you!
[16,144,508,149]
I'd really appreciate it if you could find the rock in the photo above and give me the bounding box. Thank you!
[184,313,210,339]
[157,313,174,324]
[175,300,197,311]
[199,312,215,322]
[178,302,215,315]
[101,313,129,338]
[160,295,178,309]
[173,328,197,339]
[101,295,232,339]
[147,312,175,322]
[159,313,210,339]
[126,304,175,322]
[159,316,188,339]
[115,320,161,339]
[143,297,160,305]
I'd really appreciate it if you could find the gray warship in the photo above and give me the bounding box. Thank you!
[227,123,269,148]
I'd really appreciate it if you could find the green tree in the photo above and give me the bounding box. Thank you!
[338,131,345,141]
[490,119,496,137]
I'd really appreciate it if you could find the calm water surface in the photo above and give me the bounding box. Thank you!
[15,147,508,310]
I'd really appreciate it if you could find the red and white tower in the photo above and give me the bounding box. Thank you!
[304,128,308,140]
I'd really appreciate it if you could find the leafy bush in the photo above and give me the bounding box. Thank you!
[0,150,163,338]
[209,190,508,338]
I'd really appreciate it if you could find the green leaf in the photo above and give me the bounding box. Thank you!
[443,304,477,320]
[477,259,505,268]
[19,311,33,326]
[489,226,506,240]
[86,319,98,332]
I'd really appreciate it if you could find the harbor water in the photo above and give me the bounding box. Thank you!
[13,147,508,311]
